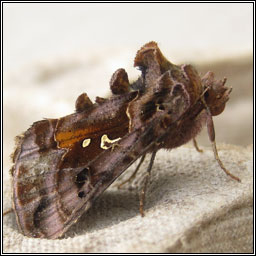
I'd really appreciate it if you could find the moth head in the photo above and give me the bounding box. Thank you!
[202,71,232,116]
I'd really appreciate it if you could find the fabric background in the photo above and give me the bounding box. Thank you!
[3,3,253,253]
[3,145,253,253]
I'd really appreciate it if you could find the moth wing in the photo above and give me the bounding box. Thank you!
[11,92,144,239]
[12,119,68,238]
[12,114,161,238]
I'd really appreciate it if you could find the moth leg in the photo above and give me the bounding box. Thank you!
[140,151,157,217]
[206,111,241,182]
[192,138,203,153]
[118,154,146,189]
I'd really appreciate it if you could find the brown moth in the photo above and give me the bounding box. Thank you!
[10,41,240,239]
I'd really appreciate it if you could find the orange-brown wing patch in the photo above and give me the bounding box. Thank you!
[55,126,102,149]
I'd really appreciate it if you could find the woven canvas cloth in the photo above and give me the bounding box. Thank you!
[3,144,253,253]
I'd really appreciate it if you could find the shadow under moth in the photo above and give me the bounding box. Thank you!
[9,41,240,239]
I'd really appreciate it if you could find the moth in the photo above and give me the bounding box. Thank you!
[9,41,240,239]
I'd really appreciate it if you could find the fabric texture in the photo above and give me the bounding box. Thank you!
[3,144,253,253]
